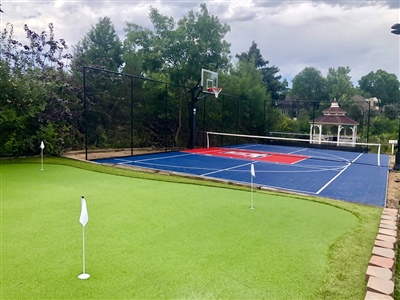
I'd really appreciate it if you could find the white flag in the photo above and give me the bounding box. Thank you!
[40,141,45,149]
[251,163,255,177]
[79,197,88,227]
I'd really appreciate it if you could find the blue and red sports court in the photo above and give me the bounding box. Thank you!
[94,143,390,207]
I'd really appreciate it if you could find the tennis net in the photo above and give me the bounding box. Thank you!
[206,131,384,167]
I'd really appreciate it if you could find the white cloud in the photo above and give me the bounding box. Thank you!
[1,0,398,86]
[224,2,399,84]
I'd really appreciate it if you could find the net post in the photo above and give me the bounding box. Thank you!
[206,132,210,148]
[378,144,381,166]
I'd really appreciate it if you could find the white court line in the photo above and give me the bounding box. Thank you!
[115,153,192,164]
[316,152,363,194]
[288,148,309,154]
[132,161,219,171]
[201,162,255,176]
[208,176,318,196]
[289,148,352,164]
[115,159,134,164]
[127,160,344,173]
[117,152,345,173]
[237,145,352,166]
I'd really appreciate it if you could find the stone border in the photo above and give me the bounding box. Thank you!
[365,208,398,299]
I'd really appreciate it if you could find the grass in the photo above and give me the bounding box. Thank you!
[1,157,382,299]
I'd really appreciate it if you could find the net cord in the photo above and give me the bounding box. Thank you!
[206,131,381,166]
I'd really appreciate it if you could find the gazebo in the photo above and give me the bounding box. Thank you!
[310,99,359,146]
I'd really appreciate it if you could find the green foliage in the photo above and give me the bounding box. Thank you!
[274,114,300,133]
[125,4,230,86]
[71,17,123,73]
[121,4,232,146]
[1,10,399,157]
[0,65,45,155]
[371,115,398,136]
[297,108,312,133]
[326,66,355,103]
[236,41,288,101]
[0,22,83,157]
[359,70,400,107]
[346,103,363,127]
[383,104,398,120]
[223,60,270,135]
[290,67,328,102]
[124,4,231,86]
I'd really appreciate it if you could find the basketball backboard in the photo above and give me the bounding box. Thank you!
[201,69,218,92]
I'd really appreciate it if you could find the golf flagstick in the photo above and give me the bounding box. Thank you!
[250,163,255,209]
[78,196,90,280]
[40,141,45,170]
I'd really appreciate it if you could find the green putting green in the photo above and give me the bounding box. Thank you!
[1,161,381,299]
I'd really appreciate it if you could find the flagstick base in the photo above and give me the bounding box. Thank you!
[249,206,255,210]
[78,273,90,280]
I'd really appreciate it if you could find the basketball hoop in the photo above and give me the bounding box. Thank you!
[207,87,222,98]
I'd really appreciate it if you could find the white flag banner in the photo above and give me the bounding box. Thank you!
[40,141,45,149]
[251,163,255,177]
[79,197,89,227]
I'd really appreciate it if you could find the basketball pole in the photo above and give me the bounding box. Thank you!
[188,78,203,149]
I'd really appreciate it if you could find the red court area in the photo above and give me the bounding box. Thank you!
[184,147,309,164]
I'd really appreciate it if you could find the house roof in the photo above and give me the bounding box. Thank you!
[352,95,369,111]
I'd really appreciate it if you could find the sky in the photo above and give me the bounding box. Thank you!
[1,0,399,86]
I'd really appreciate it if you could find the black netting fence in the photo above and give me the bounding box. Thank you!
[83,67,267,160]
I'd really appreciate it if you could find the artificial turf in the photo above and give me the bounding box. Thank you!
[1,158,382,299]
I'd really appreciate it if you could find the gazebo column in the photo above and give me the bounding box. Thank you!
[337,125,343,146]
[318,125,322,144]
[309,124,313,143]
[351,125,357,145]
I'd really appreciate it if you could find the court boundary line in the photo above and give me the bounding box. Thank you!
[316,152,363,194]
[113,154,347,173]
[201,161,256,177]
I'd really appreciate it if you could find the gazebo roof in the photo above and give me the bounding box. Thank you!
[313,115,359,125]
[322,100,347,115]
[311,99,359,126]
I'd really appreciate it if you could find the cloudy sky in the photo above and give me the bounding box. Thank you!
[1,0,399,86]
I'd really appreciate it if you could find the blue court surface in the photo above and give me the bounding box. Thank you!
[94,144,390,207]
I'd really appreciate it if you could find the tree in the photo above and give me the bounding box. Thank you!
[123,4,231,145]
[236,41,288,101]
[0,23,78,156]
[326,66,355,104]
[383,104,398,120]
[0,64,46,155]
[1,23,71,71]
[123,4,231,86]
[358,70,400,108]
[371,115,398,135]
[69,17,125,149]
[236,41,268,68]
[290,67,328,102]
[223,60,271,135]
[71,17,123,73]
